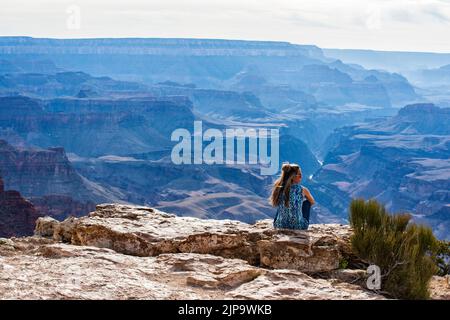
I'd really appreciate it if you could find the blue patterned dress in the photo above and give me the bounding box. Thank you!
[273,184,309,230]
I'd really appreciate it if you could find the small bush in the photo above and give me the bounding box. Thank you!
[339,258,349,269]
[349,198,438,299]
[434,240,450,276]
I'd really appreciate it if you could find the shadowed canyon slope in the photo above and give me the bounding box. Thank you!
[0,177,42,237]
[0,92,321,227]
[313,103,450,239]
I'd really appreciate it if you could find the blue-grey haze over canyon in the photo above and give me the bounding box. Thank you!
[0,36,448,240]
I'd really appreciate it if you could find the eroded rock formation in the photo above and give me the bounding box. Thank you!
[35,204,355,273]
[0,177,42,237]
[0,204,447,300]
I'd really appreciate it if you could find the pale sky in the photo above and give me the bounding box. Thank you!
[1,0,450,53]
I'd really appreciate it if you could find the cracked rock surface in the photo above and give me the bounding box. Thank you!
[0,204,446,300]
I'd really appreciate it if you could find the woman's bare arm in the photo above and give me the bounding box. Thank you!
[303,187,315,205]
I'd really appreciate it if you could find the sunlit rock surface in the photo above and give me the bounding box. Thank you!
[0,204,446,300]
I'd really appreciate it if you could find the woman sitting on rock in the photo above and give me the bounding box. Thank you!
[270,163,315,230]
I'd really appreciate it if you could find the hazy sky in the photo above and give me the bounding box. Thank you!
[1,0,450,52]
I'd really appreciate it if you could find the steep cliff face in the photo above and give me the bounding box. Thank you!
[0,140,87,199]
[0,140,118,235]
[0,139,112,203]
[0,204,446,300]
[0,37,323,58]
[0,95,195,157]
[0,177,42,237]
[61,96,194,154]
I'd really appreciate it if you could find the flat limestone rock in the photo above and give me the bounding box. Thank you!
[429,276,450,300]
[0,239,384,300]
[227,269,383,300]
[4,206,447,300]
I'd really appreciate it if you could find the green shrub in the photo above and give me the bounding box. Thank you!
[434,240,450,276]
[349,198,439,299]
[339,258,349,269]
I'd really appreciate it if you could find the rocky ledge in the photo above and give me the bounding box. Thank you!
[0,204,448,300]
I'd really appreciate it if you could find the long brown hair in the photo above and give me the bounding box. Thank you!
[270,163,301,207]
